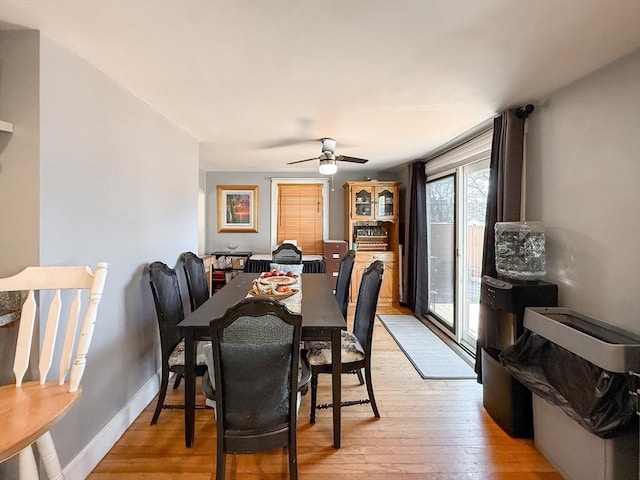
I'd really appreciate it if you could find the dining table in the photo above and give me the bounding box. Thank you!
[177,272,346,448]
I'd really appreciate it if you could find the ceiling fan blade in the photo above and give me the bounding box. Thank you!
[287,157,319,165]
[261,138,321,149]
[336,155,369,164]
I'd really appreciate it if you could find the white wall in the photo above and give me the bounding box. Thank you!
[0,31,199,478]
[526,49,640,334]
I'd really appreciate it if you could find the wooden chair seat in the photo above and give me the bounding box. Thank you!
[0,262,108,479]
[0,382,81,463]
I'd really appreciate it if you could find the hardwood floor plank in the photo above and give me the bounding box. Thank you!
[88,305,562,479]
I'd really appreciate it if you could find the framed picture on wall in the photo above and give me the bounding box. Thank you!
[217,185,259,233]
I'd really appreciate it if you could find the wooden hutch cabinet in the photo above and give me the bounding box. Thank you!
[344,181,400,306]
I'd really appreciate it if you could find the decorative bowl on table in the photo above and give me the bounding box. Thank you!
[260,270,299,280]
[259,275,297,286]
[227,244,239,253]
[248,288,298,300]
[249,280,298,300]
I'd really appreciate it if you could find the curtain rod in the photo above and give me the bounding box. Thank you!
[516,104,535,119]
[404,104,534,169]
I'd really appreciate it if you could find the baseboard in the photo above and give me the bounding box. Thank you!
[63,373,160,480]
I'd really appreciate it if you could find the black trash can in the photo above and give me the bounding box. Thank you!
[478,275,557,438]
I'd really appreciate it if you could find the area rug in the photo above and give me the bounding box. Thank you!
[378,314,476,379]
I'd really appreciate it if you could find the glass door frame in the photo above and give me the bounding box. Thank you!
[458,158,490,351]
[426,171,457,335]
[425,158,490,353]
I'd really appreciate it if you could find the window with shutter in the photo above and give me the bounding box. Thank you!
[277,183,323,255]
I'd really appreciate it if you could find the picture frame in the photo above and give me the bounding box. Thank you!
[217,185,259,233]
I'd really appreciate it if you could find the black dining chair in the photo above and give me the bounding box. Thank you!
[334,249,356,320]
[307,260,384,424]
[148,261,209,425]
[179,251,210,311]
[209,296,305,480]
[272,242,303,265]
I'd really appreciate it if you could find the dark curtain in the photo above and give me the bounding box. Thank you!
[474,109,526,382]
[404,161,429,315]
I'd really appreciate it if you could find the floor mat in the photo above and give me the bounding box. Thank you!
[378,314,476,379]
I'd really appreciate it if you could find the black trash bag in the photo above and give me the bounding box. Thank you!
[500,330,637,439]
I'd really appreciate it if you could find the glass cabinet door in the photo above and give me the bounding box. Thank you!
[376,188,395,218]
[354,188,373,218]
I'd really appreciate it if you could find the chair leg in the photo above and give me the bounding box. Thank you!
[172,372,183,389]
[151,366,170,425]
[288,445,298,480]
[216,450,226,480]
[356,368,364,385]
[18,445,39,480]
[364,366,380,418]
[36,431,63,480]
[309,374,318,424]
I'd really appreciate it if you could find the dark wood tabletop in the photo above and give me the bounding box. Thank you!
[178,272,346,448]
[179,273,344,334]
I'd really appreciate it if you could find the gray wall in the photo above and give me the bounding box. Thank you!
[205,170,399,254]
[0,31,199,478]
[0,30,41,479]
[526,49,640,334]
[0,30,40,278]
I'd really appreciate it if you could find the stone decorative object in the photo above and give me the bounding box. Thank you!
[0,290,21,326]
[495,221,546,280]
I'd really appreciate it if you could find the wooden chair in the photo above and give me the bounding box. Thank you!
[179,252,210,311]
[334,250,356,320]
[307,260,384,424]
[148,261,209,425]
[0,263,108,480]
[209,297,304,480]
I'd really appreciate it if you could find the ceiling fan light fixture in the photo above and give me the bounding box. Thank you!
[321,137,337,153]
[319,159,337,175]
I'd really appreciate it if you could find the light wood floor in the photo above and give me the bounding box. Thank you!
[89,305,562,480]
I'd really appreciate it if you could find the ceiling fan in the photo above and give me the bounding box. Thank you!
[286,138,368,175]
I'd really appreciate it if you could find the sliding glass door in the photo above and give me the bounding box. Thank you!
[426,159,489,352]
[427,174,456,331]
[460,161,489,349]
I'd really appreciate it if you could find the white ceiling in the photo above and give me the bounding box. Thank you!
[1,1,639,173]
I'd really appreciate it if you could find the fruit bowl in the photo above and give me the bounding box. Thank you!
[259,275,296,286]
[248,288,298,300]
[249,280,298,299]
[260,269,299,279]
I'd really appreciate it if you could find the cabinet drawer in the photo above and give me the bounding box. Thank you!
[325,258,341,271]
[355,251,397,263]
[323,241,348,259]
[326,274,338,288]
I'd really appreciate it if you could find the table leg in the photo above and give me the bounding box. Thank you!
[184,329,196,447]
[331,328,341,448]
